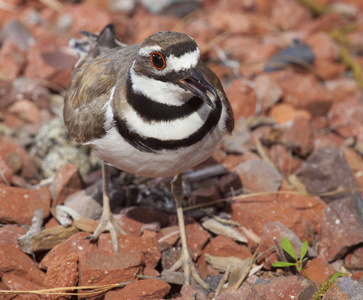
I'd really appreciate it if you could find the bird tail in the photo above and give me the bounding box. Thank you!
[69,24,125,68]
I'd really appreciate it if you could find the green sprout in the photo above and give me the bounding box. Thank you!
[312,272,345,300]
[272,237,310,280]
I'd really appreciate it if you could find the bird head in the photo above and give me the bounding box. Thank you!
[131,31,217,108]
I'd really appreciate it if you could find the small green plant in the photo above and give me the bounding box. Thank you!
[272,237,310,280]
[312,272,344,300]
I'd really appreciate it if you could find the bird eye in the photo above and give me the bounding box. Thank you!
[150,52,166,70]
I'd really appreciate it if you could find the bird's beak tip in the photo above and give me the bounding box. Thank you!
[180,69,217,109]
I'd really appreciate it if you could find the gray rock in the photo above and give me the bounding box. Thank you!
[0,19,34,51]
[260,221,317,261]
[108,0,137,12]
[41,146,92,178]
[222,118,253,155]
[12,77,50,109]
[251,275,317,299]
[295,147,357,203]
[140,0,201,17]
[319,193,363,262]
[64,180,125,220]
[323,277,363,300]
[345,246,363,269]
[235,160,282,193]
[57,14,74,31]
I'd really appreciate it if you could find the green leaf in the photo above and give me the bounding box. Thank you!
[296,265,302,271]
[272,261,296,267]
[329,272,344,283]
[300,241,309,262]
[302,257,309,262]
[281,237,297,261]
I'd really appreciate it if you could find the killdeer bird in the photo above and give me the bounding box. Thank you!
[64,25,234,287]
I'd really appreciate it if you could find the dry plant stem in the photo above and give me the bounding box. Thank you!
[237,79,262,115]
[297,0,329,14]
[301,269,311,281]
[184,164,228,183]
[38,0,63,11]
[0,282,132,297]
[200,31,231,55]
[233,247,259,292]
[18,209,43,254]
[137,274,159,280]
[0,169,9,185]
[340,47,363,87]
[273,237,293,275]
[183,188,363,212]
[200,208,241,226]
[315,122,349,134]
[253,136,276,169]
[256,246,276,261]
[0,0,17,12]
[274,237,287,262]
[172,9,201,32]
[214,265,231,297]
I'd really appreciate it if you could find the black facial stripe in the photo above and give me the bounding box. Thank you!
[132,68,190,84]
[114,98,222,153]
[165,42,198,57]
[127,74,203,122]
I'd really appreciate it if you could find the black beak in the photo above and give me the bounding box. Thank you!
[179,69,217,109]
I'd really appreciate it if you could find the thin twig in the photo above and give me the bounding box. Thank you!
[200,209,241,226]
[183,188,363,212]
[232,246,259,291]
[273,237,294,275]
[274,237,287,263]
[172,9,201,32]
[253,136,276,169]
[200,32,231,55]
[256,246,276,261]
[38,0,63,11]
[0,169,10,185]
[18,209,43,254]
[0,282,132,297]
[214,265,231,297]
[0,0,17,12]
[315,122,350,134]
[183,164,228,183]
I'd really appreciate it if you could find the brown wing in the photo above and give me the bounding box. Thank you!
[63,53,118,144]
[63,24,134,144]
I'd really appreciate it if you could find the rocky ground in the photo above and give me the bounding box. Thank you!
[1,0,363,299]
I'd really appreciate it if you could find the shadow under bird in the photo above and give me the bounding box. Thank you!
[63,24,234,287]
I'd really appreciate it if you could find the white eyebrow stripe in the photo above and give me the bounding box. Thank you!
[138,45,162,56]
[166,49,200,72]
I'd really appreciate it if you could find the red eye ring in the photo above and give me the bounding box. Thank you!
[150,52,166,70]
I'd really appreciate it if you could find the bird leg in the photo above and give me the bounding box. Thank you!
[88,161,126,252]
[169,174,209,290]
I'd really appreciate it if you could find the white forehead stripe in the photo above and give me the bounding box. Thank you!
[139,45,162,56]
[167,48,200,72]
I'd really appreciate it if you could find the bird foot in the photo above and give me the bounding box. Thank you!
[164,256,209,290]
[88,214,126,253]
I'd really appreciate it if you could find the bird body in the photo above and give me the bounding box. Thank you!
[64,27,233,178]
[64,26,234,284]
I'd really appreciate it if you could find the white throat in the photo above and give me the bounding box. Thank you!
[129,67,193,106]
